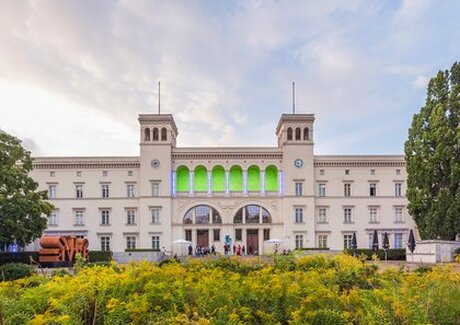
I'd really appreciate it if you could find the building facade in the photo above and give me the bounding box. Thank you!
[28,113,414,254]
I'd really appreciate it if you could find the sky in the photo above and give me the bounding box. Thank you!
[0,0,459,157]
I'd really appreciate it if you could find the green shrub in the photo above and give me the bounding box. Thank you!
[0,263,33,281]
[0,252,39,265]
[345,249,406,260]
[88,250,113,262]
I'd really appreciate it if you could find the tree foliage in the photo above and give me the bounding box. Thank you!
[0,131,53,247]
[405,61,460,240]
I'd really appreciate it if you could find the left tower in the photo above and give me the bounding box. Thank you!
[138,114,178,250]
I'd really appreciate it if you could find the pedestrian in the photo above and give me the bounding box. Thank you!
[242,246,246,255]
[188,244,193,256]
[233,245,236,255]
[237,244,241,256]
[249,245,253,255]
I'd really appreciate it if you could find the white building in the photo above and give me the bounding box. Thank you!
[28,113,414,254]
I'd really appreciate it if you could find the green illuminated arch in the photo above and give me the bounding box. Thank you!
[265,165,278,192]
[230,165,243,192]
[212,165,225,192]
[176,166,190,192]
[247,165,260,192]
[194,165,207,192]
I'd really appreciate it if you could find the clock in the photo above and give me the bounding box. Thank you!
[294,159,304,168]
[151,159,160,168]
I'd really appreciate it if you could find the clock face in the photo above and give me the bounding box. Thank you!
[151,159,160,168]
[294,159,304,168]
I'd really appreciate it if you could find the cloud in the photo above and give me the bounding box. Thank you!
[0,0,459,155]
[412,76,431,89]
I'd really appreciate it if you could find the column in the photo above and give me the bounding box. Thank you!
[207,171,212,195]
[171,170,176,197]
[189,170,194,195]
[225,170,230,194]
[278,170,284,195]
[261,170,266,195]
[243,170,248,195]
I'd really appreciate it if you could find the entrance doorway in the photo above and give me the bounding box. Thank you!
[246,229,259,255]
[196,229,209,248]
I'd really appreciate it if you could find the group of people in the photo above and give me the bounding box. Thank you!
[188,244,216,256]
[223,244,257,256]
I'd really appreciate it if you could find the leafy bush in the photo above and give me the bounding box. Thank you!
[0,263,33,281]
[0,255,459,324]
[89,250,113,262]
[345,248,406,260]
[0,252,39,265]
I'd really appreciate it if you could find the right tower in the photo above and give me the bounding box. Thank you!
[276,114,316,248]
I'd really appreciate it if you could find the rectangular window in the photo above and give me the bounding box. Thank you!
[368,233,374,249]
[102,184,110,198]
[101,210,110,225]
[48,210,58,226]
[369,208,378,223]
[185,229,192,242]
[102,170,108,177]
[370,169,375,175]
[295,182,303,196]
[151,209,160,224]
[151,236,160,250]
[126,209,136,225]
[295,208,304,223]
[263,229,270,241]
[318,183,326,197]
[128,170,133,176]
[344,208,352,223]
[318,208,327,223]
[295,235,304,249]
[48,185,56,199]
[396,169,401,175]
[395,183,402,197]
[127,184,135,198]
[152,182,160,197]
[100,236,110,251]
[394,233,403,249]
[345,169,350,175]
[50,171,55,177]
[394,207,403,223]
[74,210,84,225]
[75,185,83,198]
[235,229,242,241]
[369,183,377,197]
[319,169,325,175]
[76,171,82,177]
[126,236,136,250]
[318,234,328,248]
[213,229,220,241]
[344,183,351,197]
[343,234,353,249]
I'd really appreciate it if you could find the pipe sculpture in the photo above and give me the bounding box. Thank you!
[39,236,89,266]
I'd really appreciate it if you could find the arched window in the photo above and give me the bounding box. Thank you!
[176,166,190,192]
[230,165,243,192]
[265,165,278,192]
[153,128,159,141]
[212,165,225,192]
[183,205,222,224]
[194,165,207,192]
[233,205,272,224]
[287,127,293,140]
[161,127,167,141]
[144,128,150,141]
[303,127,309,140]
[247,165,261,192]
[295,127,301,140]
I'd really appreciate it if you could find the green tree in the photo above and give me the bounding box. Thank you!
[0,131,53,247]
[405,61,460,240]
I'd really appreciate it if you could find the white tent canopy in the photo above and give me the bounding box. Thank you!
[265,239,282,244]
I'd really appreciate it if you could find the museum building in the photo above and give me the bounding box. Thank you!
[27,113,414,254]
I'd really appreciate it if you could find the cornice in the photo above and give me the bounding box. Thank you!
[314,155,406,167]
[276,113,315,134]
[32,156,140,169]
[138,114,178,134]
[172,148,283,160]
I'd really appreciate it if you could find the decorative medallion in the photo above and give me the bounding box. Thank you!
[294,159,304,168]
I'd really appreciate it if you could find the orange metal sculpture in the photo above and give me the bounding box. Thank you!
[39,236,89,265]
